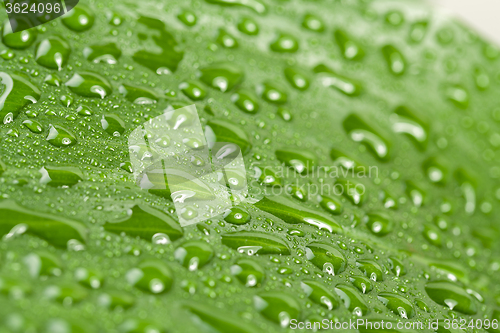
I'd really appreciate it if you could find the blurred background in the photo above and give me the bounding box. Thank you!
[433,0,500,44]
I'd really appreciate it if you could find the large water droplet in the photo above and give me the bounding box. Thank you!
[199,63,244,92]
[84,43,121,64]
[39,166,83,187]
[221,231,290,255]
[378,292,415,318]
[343,114,391,161]
[255,196,342,233]
[254,292,300,327]
[305,242,346,275]
[301,280,339,310]
[104,204,183,242]
[46,125,77,147]
[2,21,37,49]
[425,281,477,315]
[334,284,369,316]
[0,72,40,124]
[62,6,95,32]
[174,241,214,271]
[35,36,71,70]
[231,258,264,287]
[65,72,112,98]
[126,259,174,294]
[314,64,362,96]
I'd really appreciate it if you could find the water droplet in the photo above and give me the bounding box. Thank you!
[445,84,469,109]
[35,36,71,70]
[284,67,310,91]
[423,224,443,247]
[2,21,37,49]
[405,181,426,207]
[334,284,369,316]
[104,204,183,242]
[133,16,184,74]
[224,207,250,224]
[334,29,364,61]
[385,10,404,26]
[22,119,43,133]
[474,66,490,90]
[254,292,300,327]
[343,114,390,161]
[177,10,197,26]
[44,283,88,304]
[318,195,343,215]
[175,241,214,271]
[277,107,292,121]
[409,20,428,43]
[276,148,316,174]
[44,74,62,87]
[118,318,165,333]
[0,276,32,298]
[255,196,342,233]
[205,0,267,14]
[185,302,260,332]
[126,259,174,294]
[179,81,207,100]
[301,280,339,310]
[270,33,299,53]
[98,290,135,310]
[84,43,121,64]
[350,275,373,294]
[0,72,41,124]
[217,29,238,48]
[425,281,477,314]
[74,267,103,289]
[387,257,406,276]
[1,200,87,248]
[39,166,83,187]
[454,168,476,215]
[422,157,447,185]
[305,242,346,275]
[257,81,288,104]
[302,14,324,32]
[364,213,393,236]
[356,259,384,281]
[199,63,244,92]
[378,292,415,319]
[237,17,259,35]
[231,258,264,287]
[380,190,398,210]
[23,251,62,278]
[336,179,365,206]
[392,105,429,151]
[436,27,454,45]
[221,231,290,255]
[382,45,406,76]
[206,119,252,155]
[65,72,112,98]
[46,125,77,147]
[314,64,362,96]
[62,6,95,32]
[231,89,260,114]
[101,114,126,136]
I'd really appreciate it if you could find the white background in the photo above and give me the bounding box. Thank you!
[432,0,500,44]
